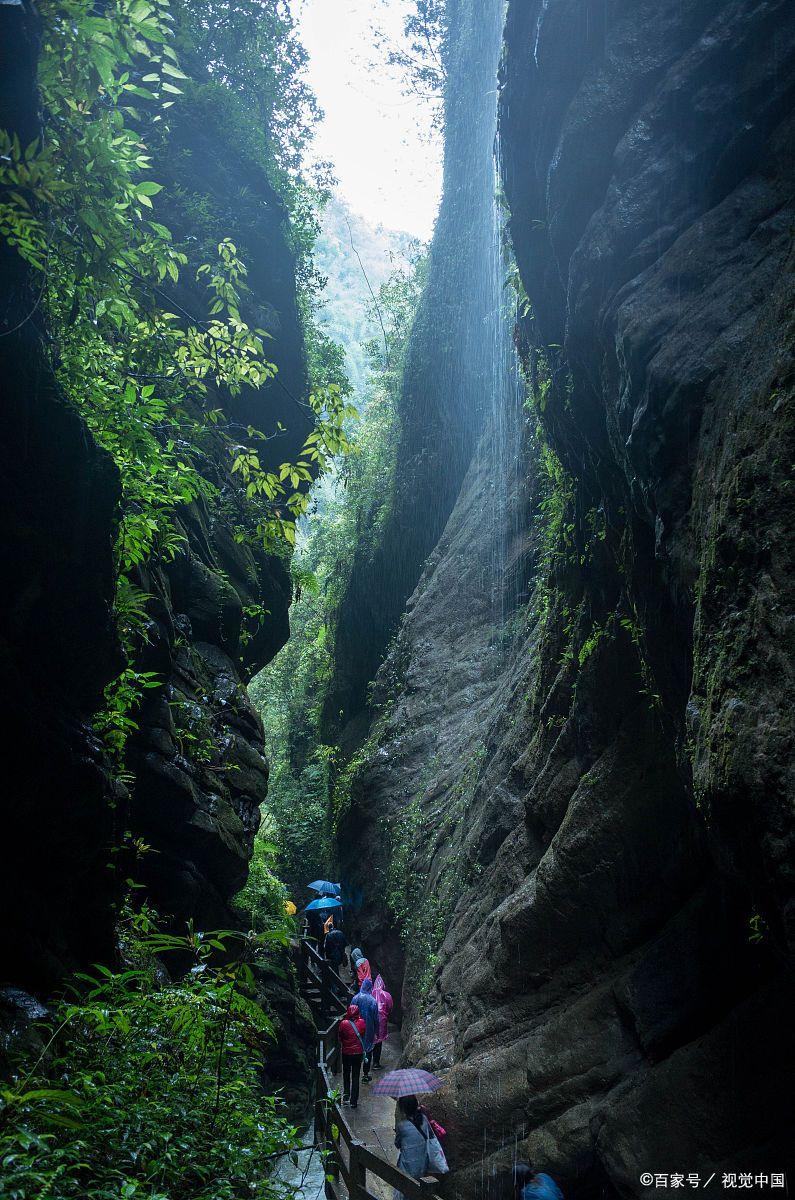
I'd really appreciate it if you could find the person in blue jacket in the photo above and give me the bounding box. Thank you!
[351,976,379,1081]
[513,1163,563,1200]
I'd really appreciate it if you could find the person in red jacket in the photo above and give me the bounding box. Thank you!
[338,1003,367,1108]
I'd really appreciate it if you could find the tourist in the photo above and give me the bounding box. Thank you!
[351,976,378,1081]
[338,1003,367,1109]
[371,973,393,1069]
[306,907,325,945]
[393,1095,433,1198]
[324,926,347,971]
[513,1163,563,1200]
[351,946,372,985]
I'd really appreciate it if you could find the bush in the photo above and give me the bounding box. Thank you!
[234,834,296,937]
[0,912,304,1200]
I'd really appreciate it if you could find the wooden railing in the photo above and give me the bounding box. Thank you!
[298,938,443,1200]
[299,936,352,1025]
[314,1057,442,1200]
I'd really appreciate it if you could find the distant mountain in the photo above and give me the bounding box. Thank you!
[313,196,416,395]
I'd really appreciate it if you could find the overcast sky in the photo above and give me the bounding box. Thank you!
[295,0,442,239]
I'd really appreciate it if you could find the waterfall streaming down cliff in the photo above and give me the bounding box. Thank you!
[325,0,525,725]
[484,154,525,631]
[405,0,526,636]
[445,42,525,639]
[424,0,525,636]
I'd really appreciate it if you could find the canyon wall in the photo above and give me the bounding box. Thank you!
[324,0,506,735]
[0,4,310,1008]
[336,0,795,1194]
[125,87,313,933]
[0,2,122,992]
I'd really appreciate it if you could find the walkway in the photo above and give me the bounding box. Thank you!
[331,1025,403,1200]
[296,937,443,1200]
[325,955,404,1199]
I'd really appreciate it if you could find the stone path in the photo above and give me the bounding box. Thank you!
[331,1025,403,1200]
[273,1026,404,1199]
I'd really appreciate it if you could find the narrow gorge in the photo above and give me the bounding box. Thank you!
[0,1,792,1198]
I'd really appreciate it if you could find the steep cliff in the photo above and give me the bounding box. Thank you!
[324,0,507,734]
[0,3,311,996]
[0,2,121,992]
[335,1,795,1194]
[124,81,313,932]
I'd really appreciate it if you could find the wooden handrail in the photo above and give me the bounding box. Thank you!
[304,938,324,966]
[300,937,352,1025]
[314,1057,442,1200]
[300,936,443,1200]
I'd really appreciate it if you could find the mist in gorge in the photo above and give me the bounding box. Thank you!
[0,2,793,1199]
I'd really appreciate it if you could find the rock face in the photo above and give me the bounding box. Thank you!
[0,2,122,991]
[324,0,507,733]
[0,7,310,980]
[336,0,795,1194]
[126,108,312,928]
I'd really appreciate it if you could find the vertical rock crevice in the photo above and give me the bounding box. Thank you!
[324,0,510,736]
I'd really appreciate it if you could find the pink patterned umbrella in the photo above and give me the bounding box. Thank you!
[369,1068,443,1097]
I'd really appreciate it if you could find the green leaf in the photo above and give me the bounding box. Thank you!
[162,63,189,80]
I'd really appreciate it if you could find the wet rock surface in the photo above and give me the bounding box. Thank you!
[125,98,312,934]
[0,12,310,1097]
[323,0,507,733]
[0,1,122,991]
[337,0,795,1194]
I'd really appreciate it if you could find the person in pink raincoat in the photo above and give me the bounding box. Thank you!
[371,974,393,1069]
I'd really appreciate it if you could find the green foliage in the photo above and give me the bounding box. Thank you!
[381,797,460,1001]
[311,198,416,392]
[229,384,358,549]
[95,668,162,760]
[234,833,295,939]
[0,912,301,1200]
[619,613,662,710]
[748,912,769,944]
[0,0,353,766]
[577,621,607,667]
[533,434,575,630]
[505,261,532,321]
[172,0,320,179]
[374,0,447,124]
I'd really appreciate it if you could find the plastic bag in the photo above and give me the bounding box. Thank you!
[425,1130,449,1176]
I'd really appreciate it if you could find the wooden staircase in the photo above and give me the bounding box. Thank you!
[297,935,443,1200]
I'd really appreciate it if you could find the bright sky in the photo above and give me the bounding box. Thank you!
[294,0,443,239]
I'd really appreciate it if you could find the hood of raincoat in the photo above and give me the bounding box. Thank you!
[360,977,373,994]
[346,1004,359,1020]
[373,975,393,1011]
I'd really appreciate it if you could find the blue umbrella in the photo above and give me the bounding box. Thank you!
[307,880,342,897]
[305,896,342,912]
